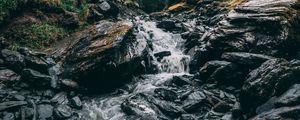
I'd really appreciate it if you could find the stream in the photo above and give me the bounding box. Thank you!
[80,18,191,120]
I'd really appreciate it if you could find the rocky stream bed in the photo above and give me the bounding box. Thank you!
[1,0,300,120]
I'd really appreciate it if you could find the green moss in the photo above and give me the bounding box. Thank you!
[3,23,66,50]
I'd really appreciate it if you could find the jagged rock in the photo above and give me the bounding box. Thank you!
[202,61,246,87]
[199,60,231,80]
[93,1,119,17]
[51,92,69,105]
[149,97,185,118]
[166,76,190,87]
[121,93,167,120]
[0,69,20,83]
[157,20,178,31]
[182,91,207,112]
[275,84,300,107]
[61,79,79,90]
[221,52,274,68]
[154,88,178,102]
[1,49,25,72]
[21,69,52,88]
[206,0,300,58]
[213,101,231,113]
[2,112,15,120]
[50,20,149,93]
[37,104,53,120]
[252,105,300,120]
[256,97,277,114]
[24,55,49,74]
[180,114,197,120]
[0,101,27,111]
[240,59,300,112]
[70,96,82,109]
[54,105,72,119]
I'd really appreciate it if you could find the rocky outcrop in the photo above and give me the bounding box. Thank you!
[50,20,150,92]
[190,0,300,72]
[207,0,300,57]
[240,59,300,112]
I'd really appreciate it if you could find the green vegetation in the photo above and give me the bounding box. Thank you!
[3,23,66,50]
[0,0,27,23]
[61,0,88,18]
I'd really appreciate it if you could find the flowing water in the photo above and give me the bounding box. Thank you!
[80,18,191,120]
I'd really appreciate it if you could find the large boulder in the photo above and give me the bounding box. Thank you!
[240,59,300,112]
[190,0,300,71]
[49,20,150,93]
[207,0,300,57]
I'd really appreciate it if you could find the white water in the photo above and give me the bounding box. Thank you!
[80,18,191,120]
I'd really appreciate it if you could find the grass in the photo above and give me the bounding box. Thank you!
[3,23,66,50]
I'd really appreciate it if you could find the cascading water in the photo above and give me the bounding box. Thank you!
[80,17,191,120]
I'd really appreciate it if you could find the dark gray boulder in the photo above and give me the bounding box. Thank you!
[1,49,25,72]
[240,59,300,112]
[221,52,274,68]
[21,69,52,88]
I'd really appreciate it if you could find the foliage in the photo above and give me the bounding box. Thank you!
[3,23,66,50]
[60,0,88,18]
[0,0,27,23]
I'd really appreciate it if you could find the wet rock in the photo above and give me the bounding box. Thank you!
[252,105,300,120]
[51,92,69,105]
[154,88,178,102]
[1,49,25,72]
[37,104,53,120]
[206,0,300,58]
[240,59,300,112]
[256,97,277,114]
[50,20,149,93]
[0,101,27,111]
[180,114,197,120]
[24,54,49,74]
[0,69,20,83]
[221,52,274,68]
[206,63,246,87]
[94,1,119,17]
[167,76,190,87]
[213,101,231,113]
[2,112,15,120]
[199,60,231,80]
[70,96,82,109]
[0,59,4,67]
[48,64,61,89]
[157,20,178,31]
[182,91,207,112]
[12,95,25,101]
[54,105,72,119]
[61,79,79,90]
[275,84,300,107]
[22,106,35,119]
[21,69,52,88]
[154,51,171,61]
[121,93,167,120]
[148,96,185,118]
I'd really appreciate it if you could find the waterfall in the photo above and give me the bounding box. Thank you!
[80,18,191,120]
